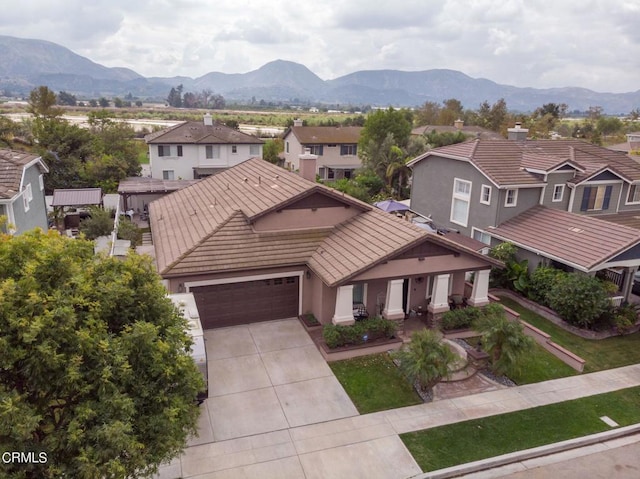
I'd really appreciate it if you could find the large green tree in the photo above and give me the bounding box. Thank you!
[0,230,204,479]
[27,86,63,119]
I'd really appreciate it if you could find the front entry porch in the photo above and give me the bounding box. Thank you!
[331,269,492,326]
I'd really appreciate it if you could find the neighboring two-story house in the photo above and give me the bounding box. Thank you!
[0,149,49,234]
[145,114,264,180]
[282,120,362,180]
[408,126,640,301]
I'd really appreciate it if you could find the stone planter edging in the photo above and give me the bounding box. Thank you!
[318,337,404,362]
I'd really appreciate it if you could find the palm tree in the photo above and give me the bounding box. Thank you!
[394,330,456,392]
[473,303,534,376]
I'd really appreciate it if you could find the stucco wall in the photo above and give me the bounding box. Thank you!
[494,187,542,225]
[410,156,500,235]
[150,143,262,180]
[283,134,361,172]
[541,171,574,210]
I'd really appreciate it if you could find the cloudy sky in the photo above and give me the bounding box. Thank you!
[1,0,639,93]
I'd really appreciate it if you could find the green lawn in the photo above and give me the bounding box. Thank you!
[401,386,640,472]
[329,353,422,414]
[498,296,640,373]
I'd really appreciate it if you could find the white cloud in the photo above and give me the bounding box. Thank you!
[0,0,638,92]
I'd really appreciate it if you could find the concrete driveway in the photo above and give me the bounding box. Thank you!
[155,318,422,479]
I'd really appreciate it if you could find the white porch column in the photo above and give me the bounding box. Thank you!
[428,274,451,314]
[383,279,405,320]
[332,285,355,325]
[467,269,491,307]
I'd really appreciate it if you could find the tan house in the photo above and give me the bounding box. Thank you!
[145,114,263,181]
[149,154,500,330]
[282,121,363,181]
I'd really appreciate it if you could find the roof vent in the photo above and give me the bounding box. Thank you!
[568,227,584,233]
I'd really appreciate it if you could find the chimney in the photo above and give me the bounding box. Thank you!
[298,148,317,182]
[507,122,529,141]
[293,118,303,127]
[454,119,464,130]
[204,113,213,126]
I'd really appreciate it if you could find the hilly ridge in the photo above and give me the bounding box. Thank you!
[1,35,639,113]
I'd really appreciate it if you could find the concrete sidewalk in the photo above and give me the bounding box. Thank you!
[157,362,640,478]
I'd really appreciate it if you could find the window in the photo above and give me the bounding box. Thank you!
[23,192,29,212]
[480,184,491,205]
[205,145,220,159]
[285,141,289,153]
[552,184,565,202]
[450,178,471,227]
[353,283,365,303]
[628,185,640,204]
[162,170,175,180]
[473,228,491,245]
[38,174,44,191]
[250,144,260,156]
[318,167,327,179]
[25,184,33,202]
[308,145,323,155]
[340,144,357,156]
[580,185,612,211]
[158,145,171,157]
[327,168,335,180]
[505,189,518,207]
[177,145,183,157]
[231,145,238,154]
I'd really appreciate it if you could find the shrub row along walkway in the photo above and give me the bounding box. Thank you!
[157,361,640,478]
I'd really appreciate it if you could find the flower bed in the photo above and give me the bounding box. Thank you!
[322,317,397,349]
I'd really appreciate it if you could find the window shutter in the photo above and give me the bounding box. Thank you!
[580,187,591,211]
[158,145,164,157]
[603,185,613,210]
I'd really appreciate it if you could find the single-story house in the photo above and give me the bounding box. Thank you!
[149,152,501,330]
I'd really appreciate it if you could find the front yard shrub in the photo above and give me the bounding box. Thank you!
[394,330,455,392]
[473,303,535,376]
[528,266,565,307]
[547,273,612,329]
[322,317,397,349]
[489,242,529,293]
[441,307,484,330]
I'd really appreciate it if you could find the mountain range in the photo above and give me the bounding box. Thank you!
[1,35,639,114]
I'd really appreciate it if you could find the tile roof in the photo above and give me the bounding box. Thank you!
[145,121,263,145]
[150,158,500,285]
[0,149,44,199]
[51,188,103,207]
[284,126,362,144]
[488,206,640,271]
[409,138,640,187]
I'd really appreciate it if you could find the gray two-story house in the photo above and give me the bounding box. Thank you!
[0,149,49,234]
[408,129,640,301]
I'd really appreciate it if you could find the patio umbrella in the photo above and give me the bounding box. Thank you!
[374,199,410,212]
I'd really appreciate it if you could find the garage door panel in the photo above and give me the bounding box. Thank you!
[192,276,299,329]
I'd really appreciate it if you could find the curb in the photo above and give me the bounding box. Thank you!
[411,423,640,479]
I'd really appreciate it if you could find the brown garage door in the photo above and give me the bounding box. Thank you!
[191,276,299,329]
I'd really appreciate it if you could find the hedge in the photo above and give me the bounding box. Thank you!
[322,317,397,349]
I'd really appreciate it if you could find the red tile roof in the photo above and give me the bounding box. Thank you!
[150,158,500,285]
[284,126,362,144]
[488,206,640,271]
[409,138,640,187]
